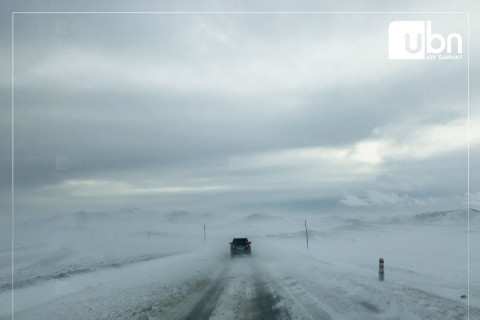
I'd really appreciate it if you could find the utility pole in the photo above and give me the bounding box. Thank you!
[305,219,309,249]
[203,224,206,244]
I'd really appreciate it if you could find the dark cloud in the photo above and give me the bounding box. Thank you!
[0,1,477,222]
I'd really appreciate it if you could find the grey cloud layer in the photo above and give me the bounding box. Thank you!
[4,10,475,218]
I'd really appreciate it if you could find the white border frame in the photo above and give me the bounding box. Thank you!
[10,11,471,320]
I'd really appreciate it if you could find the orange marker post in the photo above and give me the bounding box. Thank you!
[379,258,385,281]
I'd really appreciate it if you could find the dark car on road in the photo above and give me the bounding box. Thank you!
[230,238,252,257]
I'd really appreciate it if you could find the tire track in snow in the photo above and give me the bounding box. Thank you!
[271,276,332,320]
[183,268,229,320]
[209,257,290,320]
[251,275,291,320]
[152,256,291,320]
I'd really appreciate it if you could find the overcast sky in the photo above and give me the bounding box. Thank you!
[1,0,480,222]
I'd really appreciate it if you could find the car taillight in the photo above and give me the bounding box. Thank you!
[231,244,235,248]
[246,243,250,248]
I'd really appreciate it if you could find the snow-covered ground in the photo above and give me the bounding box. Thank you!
[0,208,478,319]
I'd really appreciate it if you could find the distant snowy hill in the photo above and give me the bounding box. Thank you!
[245,213,282,222]
[413,208,479,224]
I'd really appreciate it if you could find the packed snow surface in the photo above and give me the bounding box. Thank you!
[0,208,478,319]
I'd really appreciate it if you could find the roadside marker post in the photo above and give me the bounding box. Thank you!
[379,258,385,281]
[305,219,309,249]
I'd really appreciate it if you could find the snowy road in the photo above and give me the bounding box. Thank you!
[2,210,478,319]
[151,257,290,320]
[99,246,478,320]
[2,243,478,320]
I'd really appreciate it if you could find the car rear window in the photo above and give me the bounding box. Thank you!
[233,239,248,245]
